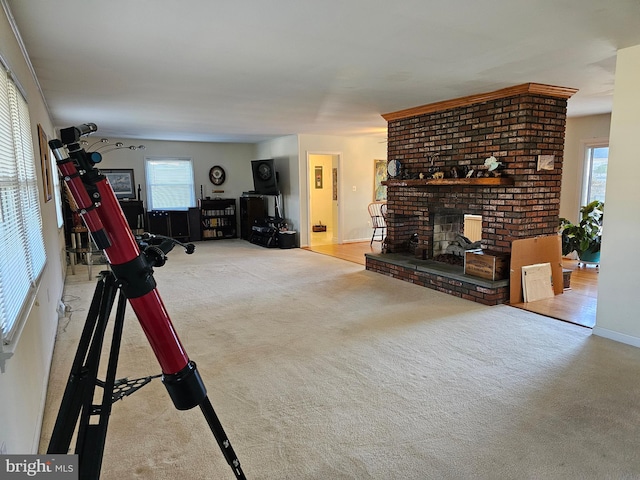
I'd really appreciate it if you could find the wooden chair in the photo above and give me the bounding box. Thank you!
[368,202,387,246]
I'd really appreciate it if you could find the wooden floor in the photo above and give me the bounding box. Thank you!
[303,241,597,329]
[303,240,382,265]
[512,259,598,328]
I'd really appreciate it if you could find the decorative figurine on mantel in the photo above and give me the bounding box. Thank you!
[484,155,503,176]
[427,153,439,177]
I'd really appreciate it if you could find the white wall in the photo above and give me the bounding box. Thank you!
[594,44,640,346]
[94,137,258,207]
[0,8,65,453]
[561,113,611,222]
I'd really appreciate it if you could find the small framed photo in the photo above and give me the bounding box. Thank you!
[102,169,136,199]
[315,166,323,188]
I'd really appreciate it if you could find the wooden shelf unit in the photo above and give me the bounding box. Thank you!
[199,198,237,240]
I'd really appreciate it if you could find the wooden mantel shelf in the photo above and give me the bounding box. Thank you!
[382,83,578,122]
[382,177,514,187]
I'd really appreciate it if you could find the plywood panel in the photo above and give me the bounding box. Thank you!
[464,215,482,243]
[510,235,563,304]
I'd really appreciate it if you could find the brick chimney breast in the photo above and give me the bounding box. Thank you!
[382,83,576,256]
[367,83,577,305]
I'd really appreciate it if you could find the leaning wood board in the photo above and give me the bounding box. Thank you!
[510,235,563,304]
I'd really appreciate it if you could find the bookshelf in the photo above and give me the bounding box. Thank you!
[199,198,237,240]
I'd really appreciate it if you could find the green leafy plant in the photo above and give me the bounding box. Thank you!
[559,200,604,257]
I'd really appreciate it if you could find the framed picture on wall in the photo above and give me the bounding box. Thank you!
[374,159,387,201]
[315,166,323,188]
[102,169,136,199]
[38,124,53,202]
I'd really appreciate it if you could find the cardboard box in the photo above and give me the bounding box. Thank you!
[464,249,510,281]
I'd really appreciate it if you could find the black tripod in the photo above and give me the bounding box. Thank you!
[47,236,245,480]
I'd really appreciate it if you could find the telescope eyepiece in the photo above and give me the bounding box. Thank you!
[60,123,98,145]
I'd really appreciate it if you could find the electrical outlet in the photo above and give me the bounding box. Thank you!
[57,301,69,318]
[352,186,357,191]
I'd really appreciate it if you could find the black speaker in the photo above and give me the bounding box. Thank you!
[188,207,202,241]
[251,159,279,195]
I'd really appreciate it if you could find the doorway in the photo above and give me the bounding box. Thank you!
[308,153,340,247]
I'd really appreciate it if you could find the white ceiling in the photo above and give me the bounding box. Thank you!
[5,0,640,143]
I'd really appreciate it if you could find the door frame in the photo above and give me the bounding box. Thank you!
[306,151,343,245]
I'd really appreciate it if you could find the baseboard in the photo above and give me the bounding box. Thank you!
[302,238,373,248]
[343,238,370,244]
[592,326,640,349]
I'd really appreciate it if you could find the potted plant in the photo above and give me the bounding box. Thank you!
[559,200,604,263]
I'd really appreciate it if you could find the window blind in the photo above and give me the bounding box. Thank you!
[0,69,47,360]
[145,157,195,211]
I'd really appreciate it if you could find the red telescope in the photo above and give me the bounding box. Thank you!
[47,125,245,479]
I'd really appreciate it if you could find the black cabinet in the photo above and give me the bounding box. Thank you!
[147,210,170,236]
[240,195,267,240]
[199,199,237,240]
[118,200,145,234]
[147,210,190,241]
[169,211,190,241]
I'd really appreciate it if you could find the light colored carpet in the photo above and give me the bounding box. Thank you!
[41,240,640,479]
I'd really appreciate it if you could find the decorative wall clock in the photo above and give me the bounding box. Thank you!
[209,165,226,185]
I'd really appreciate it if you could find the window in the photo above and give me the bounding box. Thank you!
[0,68,47,370]
[145,157,195,211]
[582,143,608,205]
[52,144,64,228]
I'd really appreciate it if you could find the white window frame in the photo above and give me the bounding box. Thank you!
[0,67,47,372]
[581,139,608,207]
[144,156,196,211]
[52,142,64,228]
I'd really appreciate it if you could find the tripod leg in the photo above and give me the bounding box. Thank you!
[48,274,115,453]
[75,286,127,479]
[200,397,246,480]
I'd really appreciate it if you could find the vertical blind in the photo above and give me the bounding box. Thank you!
[0,69,47,347]
[145,157,195,211]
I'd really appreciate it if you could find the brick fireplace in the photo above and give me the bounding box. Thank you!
[365,83,577,305]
